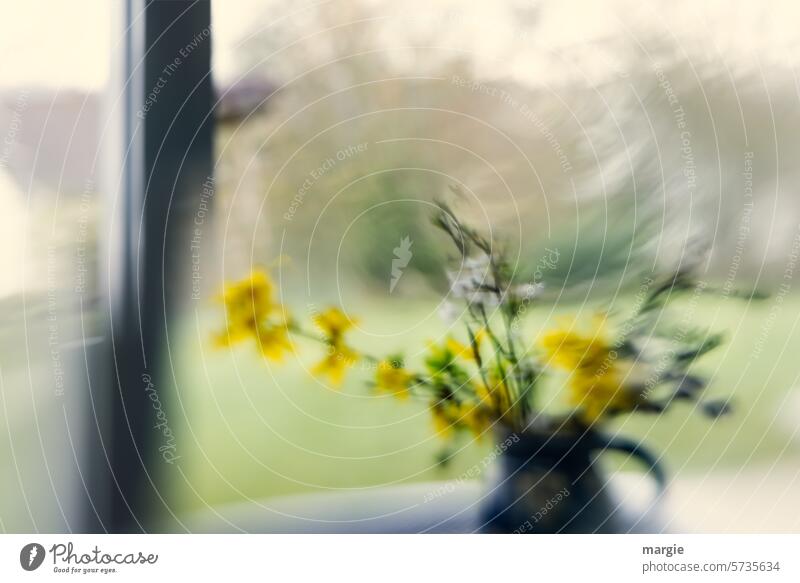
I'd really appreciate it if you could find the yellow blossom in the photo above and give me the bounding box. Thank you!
[430,396,492,439]
[476,366,513,422]
[567,368,636,423]
[540,314,610,372]
[215,271,273,342]
[430,400,457,436]
[375,360,413,399]
[540,315,637,423]
[312,307,358,387]
[314,307,354,338]
[445,329,485,362]
[425,330,485,380]
[256,324,293,362]
[214,270,293,361]
[430,400,463,437]
[312,347,357,387]
[460,402,492,438]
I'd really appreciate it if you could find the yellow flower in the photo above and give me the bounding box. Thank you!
[568,368,636,423]
[312,347,357,387]
[430,400,458,436]
[314,307,355,339]
[424,330,485,381]
[476,366,513,421]
[445,329,485,362]
[214,270,293,361]
[225,269,274,311]
[375,360,413,399]
[460,402,492,438]
[540,314,610,373]
[312,307,358,387]
[430,396,492,439]
[540,315,637,423]
[256,324,293,362]
[430,400,463,437]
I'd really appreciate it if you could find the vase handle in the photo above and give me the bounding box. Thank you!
[592,434,667,496]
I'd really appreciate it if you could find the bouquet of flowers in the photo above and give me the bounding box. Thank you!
[214,204,730,454]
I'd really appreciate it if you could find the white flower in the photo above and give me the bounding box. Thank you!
[446,253,497,306]
[438,301,461,324]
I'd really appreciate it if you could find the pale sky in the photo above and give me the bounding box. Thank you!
[0,1,110,89]
[1,0,798,91]
[0,0,261,90]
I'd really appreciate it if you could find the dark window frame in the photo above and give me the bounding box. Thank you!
[85,0,214,533]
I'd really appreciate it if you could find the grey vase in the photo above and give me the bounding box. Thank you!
[479,429,667,533]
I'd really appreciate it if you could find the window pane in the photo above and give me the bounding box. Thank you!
[0,0,109,531]
[167,0,800,532]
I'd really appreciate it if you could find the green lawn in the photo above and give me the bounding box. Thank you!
[171,293,800,514]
